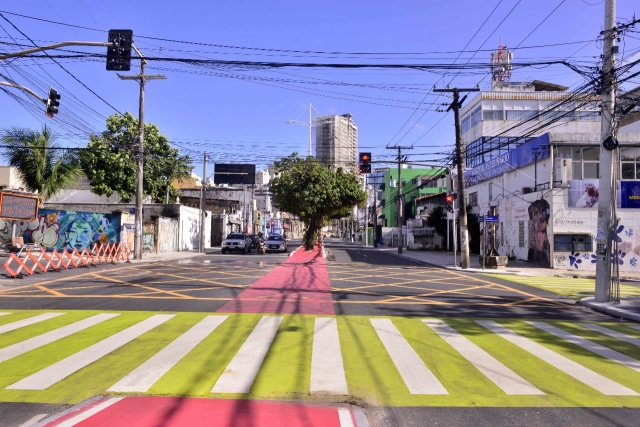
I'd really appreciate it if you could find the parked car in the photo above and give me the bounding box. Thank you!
[221,232,252,254]
[266,234,288,253]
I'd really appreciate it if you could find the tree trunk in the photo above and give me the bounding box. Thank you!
[304,218,320,251]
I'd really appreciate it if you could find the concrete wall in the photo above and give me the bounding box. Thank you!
[178,205,212,250]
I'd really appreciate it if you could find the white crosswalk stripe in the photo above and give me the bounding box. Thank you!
[626,325,640,332]
[477,320,638,396]
[311,317,348,395]
[0,313,119,364]
[54,397,123,427]
[109,315,227,392]
[0,312,9,317]
[371,318,447,395]
[7,314,174,390]
[212,316,283,394]
[528,322,640,374]
[424,319,543,395]
[578,323,640,347]
[0,313,64,335]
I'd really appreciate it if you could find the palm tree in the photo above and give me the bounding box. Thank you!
[0,126,82,201]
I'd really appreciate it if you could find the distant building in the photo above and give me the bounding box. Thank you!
[315,114,357,171]
[256,169,271,186]
[0,166,25,191]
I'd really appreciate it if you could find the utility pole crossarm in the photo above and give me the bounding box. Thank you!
[0,41,114,61]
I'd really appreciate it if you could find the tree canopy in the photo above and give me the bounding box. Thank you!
[81,112,191,203]
[270,154,367,250]
[0,125,82,201]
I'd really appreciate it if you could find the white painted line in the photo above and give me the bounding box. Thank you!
[351,405,370,427]
[338,407,355,427]
[0,313,120,364]
[211,316,283,393]
[626,325,640,332]
[7,314,174,390]
[528,322,640,374]
[0,313,64,335]
[55,397,123,427]
[370,318,447,395]
[17,413,47,427]
[109,315,228,392]
[476,320,638,396]
[579,323,640,347]
[310,317,348,395]
[423,320,543,395]
[0,312,9,317]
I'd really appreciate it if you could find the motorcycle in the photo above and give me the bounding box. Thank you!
[257,239,267,255]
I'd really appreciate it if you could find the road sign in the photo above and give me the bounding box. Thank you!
[479,215,499,223]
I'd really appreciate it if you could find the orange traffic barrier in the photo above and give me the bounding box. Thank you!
[3,242,132,278]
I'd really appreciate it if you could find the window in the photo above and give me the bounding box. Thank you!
[483,110,504,120]
[505,110,539,121]
[571,146,600,180]
[489,183,493,201]
[554,234,593,252]
[518,221,525,248]
[621,147,640,179]
[470,106,482,128]
[411,178,418,185]
[468,192,478,207]
[420,178,438,188]
[500,223,504,246]
[461,114,471,133]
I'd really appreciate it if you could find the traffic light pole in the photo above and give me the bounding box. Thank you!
[434,87,479,269]
[0,41,114,61]
[118,46,166,260]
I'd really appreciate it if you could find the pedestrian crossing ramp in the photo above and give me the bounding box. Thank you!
[1,311,640,405]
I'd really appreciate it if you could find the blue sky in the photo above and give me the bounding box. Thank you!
[1,0,639,173]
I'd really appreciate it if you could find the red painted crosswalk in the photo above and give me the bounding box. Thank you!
[44,397,355,427]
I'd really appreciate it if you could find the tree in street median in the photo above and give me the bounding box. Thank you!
[270,154,367,251]
[81,112,191,203]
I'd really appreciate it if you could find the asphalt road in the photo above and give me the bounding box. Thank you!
[0,239,611,320]
[325,240,608,320]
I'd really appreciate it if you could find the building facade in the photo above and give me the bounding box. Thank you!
[462,132,640,272]
[315,114,357,171]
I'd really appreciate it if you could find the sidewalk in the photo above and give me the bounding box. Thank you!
[355,241,640,323]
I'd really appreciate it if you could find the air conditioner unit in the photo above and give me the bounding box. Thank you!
[522,187,532,194]
[389,179,397,188]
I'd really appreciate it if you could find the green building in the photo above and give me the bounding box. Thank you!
[379,167,447,227]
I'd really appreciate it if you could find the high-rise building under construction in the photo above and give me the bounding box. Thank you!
[315,114,357,171]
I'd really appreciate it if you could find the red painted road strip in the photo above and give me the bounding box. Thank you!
[45,397,348,427]
[217,246,335,314]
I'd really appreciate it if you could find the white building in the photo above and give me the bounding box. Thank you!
[315,113,357,171]
[462,132,640,272]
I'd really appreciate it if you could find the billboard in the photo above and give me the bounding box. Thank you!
[0,192,39,220]
[213,164,256,185]
[567,180,599,208]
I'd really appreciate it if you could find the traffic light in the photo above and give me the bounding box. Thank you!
[359,152,372,174]
[106,29,133,71]
[45,88,61,118]
[446,194,454,213]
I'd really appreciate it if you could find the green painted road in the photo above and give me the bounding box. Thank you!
[1,310,640,408]
[483,274,640,300]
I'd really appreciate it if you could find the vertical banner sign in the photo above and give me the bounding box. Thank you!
[0,192,39,221]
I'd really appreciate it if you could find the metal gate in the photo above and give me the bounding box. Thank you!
[211,216,225,247]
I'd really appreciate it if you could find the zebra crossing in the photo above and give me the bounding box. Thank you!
[0,311,639,406]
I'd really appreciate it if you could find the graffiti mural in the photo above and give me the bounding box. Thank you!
[528,199,550,267]
[121,223,135,251]
[143,222,155,254]
[157,217,177,253]
[9,210,121,251]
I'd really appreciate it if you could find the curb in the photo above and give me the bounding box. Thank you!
[579,296,640,322]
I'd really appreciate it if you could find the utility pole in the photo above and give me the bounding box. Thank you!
[386,146,412,254]
[118,46,166,260]
[434,86,479,268]
[373,173,378,248]
[199,153,207,253]
[595,0,618,302]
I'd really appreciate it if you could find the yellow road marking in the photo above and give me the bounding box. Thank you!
[91,273,194,299]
